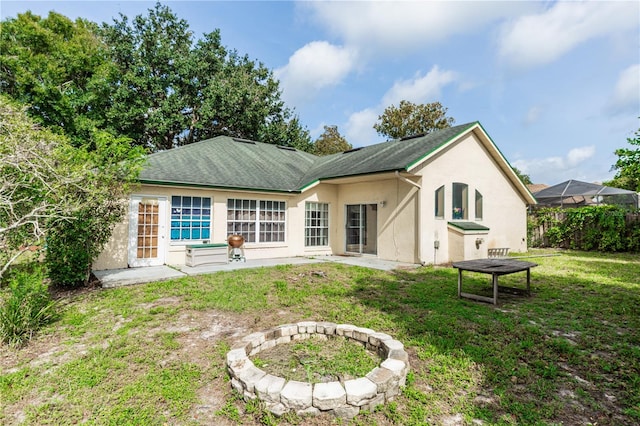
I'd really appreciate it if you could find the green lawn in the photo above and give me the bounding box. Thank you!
[1,250,639,425]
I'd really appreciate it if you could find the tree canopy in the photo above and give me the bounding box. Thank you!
[312,125,352,156]
[0,95,144,282]
[100,2,310,151]
[0,11,112,147]
[512,167,533,185]
[0,4,311,152]
[605,123,640,192]
[373,100,455,140]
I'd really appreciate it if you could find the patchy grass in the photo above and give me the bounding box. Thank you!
[1,250,639,425]
[252,335,380,383]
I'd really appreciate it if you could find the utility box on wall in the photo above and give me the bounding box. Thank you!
[447,222,490,262]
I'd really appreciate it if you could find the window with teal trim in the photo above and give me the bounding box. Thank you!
[170,196,211,241]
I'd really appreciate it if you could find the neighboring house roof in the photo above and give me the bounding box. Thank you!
[527,184,549,194]
[139,121,535,203]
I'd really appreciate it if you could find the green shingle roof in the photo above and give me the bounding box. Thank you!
[298,122,477,188]
[139,122,479,193]
[447,221,491,231]
[140,136,318,192]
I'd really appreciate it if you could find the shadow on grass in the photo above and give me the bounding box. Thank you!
[346,254,640,425]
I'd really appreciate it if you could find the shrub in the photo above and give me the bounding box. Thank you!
[627,222,640,252]
[0,271,56,346]
[530,206,639,252]
[46,200,127,288]
[45,211,95,288]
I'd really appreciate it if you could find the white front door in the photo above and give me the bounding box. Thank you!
[128,196,167,267]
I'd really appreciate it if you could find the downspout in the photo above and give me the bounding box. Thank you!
[395,171,423,264]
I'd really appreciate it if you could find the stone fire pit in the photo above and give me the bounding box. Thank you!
[226,321,409,418]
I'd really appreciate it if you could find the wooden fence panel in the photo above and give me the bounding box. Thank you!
[529,211,640,248]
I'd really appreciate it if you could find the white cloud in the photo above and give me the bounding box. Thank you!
[567,146,596,167]
[513,145,596,183]
[608,64,640,113]
[498,2,640,69]
[382,66,457,107]
[344,108,380,146]
[523,106,542,126]
[304,1,531,56]
[274,41,357,104]
[342,65,459,146]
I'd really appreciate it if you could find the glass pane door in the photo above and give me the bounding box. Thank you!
[128,196,166,267]
[345,204,377,255]
[137,201,159,259]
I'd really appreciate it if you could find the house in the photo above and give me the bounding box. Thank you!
[93,122,535,270]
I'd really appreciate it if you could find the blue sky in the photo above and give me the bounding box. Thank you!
[2,1,639,185]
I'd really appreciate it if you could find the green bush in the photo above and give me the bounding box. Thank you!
[46,212,94,288]
[0,271,56,346]
[530,206,639,252]
[46,201,125,288]
[545,226,567,247]
[627,222,640,252]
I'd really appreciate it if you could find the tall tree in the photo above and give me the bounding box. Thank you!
[101,3,311,151]
[0,11,112,147]
[605,124,640,192]
[1,5,311,152]
[374,100,455,140]
[312,125,352,155]
[100,3,193,151]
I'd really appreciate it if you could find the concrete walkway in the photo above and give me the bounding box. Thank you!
[93,255,419,288]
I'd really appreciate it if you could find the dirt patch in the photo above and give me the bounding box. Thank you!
[0,301,256,425]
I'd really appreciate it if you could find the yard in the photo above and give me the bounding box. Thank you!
[1,250,639,425]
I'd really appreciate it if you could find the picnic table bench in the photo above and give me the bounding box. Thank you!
[452,258,538,305]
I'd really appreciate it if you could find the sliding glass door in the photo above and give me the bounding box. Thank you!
[345,204,377,255]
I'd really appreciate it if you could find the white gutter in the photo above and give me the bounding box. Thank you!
[395,171,421,189]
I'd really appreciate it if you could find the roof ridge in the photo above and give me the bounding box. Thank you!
[295,122,479,190]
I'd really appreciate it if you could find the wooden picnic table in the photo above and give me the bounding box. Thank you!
[452,258,538,305]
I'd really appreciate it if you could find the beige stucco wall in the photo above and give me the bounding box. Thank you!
[93,211,130,270]
[94,184,343,270]
[446,227,491,263]
[94,129,529,270]
[95,175,423,270]
[335,178,419,263]
[415,132,529,264]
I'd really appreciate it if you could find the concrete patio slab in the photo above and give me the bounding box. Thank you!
[93,256,420,288]
[178,256,319,276]
[93,265,186,288]
[318,255,418,271]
